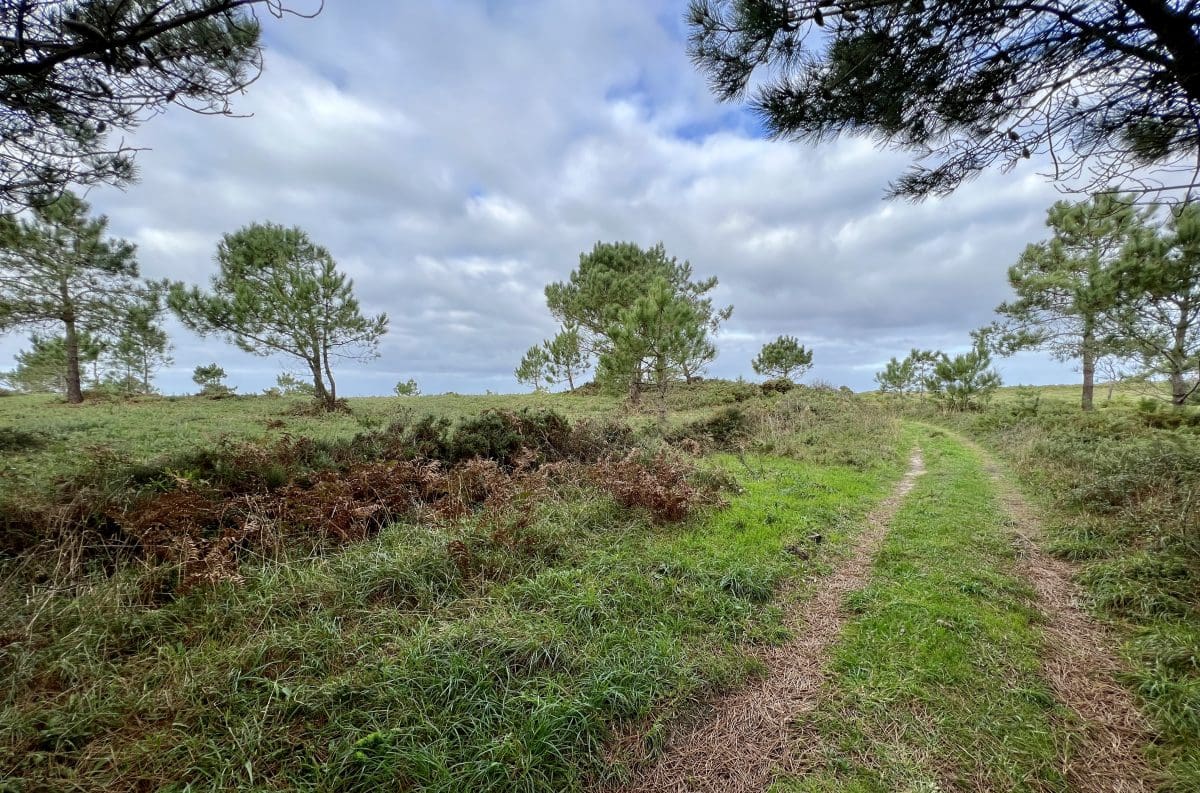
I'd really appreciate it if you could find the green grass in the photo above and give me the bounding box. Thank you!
[6,382,1182,790]
[0,421,906,791]
[919,391,1200,790]
[773,427,1069,792]
[0,382,770,501]
[0,392,605,494]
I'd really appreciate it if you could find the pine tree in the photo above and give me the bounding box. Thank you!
[544,241,730,402]
[994,193,1153,410]
[1110,203,1200,407]
[169,223,388,411]
[0,192,139,403]
[108,288,172,395]
[599,281,708,426]
[0,1,320,210]
[688,1,1200,200]
[515,345,552,392]
[751,335,814,382]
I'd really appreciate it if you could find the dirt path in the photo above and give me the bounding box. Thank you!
[973,449,1159,793]
[617,449,927,793]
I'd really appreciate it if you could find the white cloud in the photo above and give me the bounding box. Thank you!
[0,0,1079,394]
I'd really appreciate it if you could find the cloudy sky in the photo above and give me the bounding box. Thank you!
[4,0,1084,395]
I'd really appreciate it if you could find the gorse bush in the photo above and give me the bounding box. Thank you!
[759,377,795,395]
[667,406,752,450]
[1,407,717,592]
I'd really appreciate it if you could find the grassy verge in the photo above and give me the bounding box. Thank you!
[773,426,1069,792]
[926,396,1200,790]
[1,444,905,791]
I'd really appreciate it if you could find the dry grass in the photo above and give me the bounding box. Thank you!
[979,451,1160,792]
[613,449,926,792]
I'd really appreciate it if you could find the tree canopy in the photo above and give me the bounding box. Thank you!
[192,362,233,397]
[515,325,587,393]
[598,280,710,425]
[0,0,320,211]
[544,241,731,399]
[515,344,552,392]
[688,1,1200,200]
[751,334,813,382]
[994,193,1154,410]
[1,330,102,394]
[875,348,938,396]
[1110,202,1200,405]
[169,222,387,410]
[0,191,139,402]
[108,286,172,395]
[926,332,1003,411]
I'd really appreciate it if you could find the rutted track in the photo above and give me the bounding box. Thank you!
[618,449,927,793]
[976,447,1158,793]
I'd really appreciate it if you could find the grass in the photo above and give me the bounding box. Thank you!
[5,380,1184,790]
[773,427,1069,792]
[911,389,1200,791]
[0,384,908,791]
[0,381,766,501]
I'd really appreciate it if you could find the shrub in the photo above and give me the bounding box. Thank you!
[193,363,235,399]
[760,378,794,395]
[0,426,48,453]
[394,378,420,397]
[592,450,724,523]
[669,406,751,450]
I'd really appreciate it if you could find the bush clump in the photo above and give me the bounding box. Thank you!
[0,426,48,453]
[668,406,751,450]
[592,449,725,523]
[760,378,795,396]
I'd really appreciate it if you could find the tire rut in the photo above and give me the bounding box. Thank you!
[976,445,1158,792]
[615,449,927,793]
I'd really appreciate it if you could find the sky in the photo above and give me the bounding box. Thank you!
[2,0,1085,395]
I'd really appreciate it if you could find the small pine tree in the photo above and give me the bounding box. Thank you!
[926,334,1002,411]
[515,345,552,392]
[875,348,939,396]
[193,363,235,398]
[275,372,315,397]
[752,335,813,382]
[394,378,420,397]
[544,326,587,390]
[1,333,103,394]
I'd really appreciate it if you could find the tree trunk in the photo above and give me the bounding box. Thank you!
[63,315,83,404]
[1169,312,1191,407]
[308,359,329,406]
[566,368,575,391]
[320,332,337,411]
[1080,325,1096,411]
[319,326,338,410]
[323,364,338,411]
[627,364,641,406]
[655,355,669,429]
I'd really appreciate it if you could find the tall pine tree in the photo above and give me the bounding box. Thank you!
[0,192,139,403]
